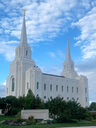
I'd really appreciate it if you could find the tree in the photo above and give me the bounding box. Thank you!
[89,102,96,111]
[4,96,19,115]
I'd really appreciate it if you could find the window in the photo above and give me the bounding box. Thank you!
[67,97,69,100]
[44,84,46,90]
[44,96,46,99]
[50,96,52,99]
[56,85,58,91]
[27,82,29,89]
[77,87,78,93]
[86,97,87,102]
[72,87,74,93]
[37,94,39,97]
[72,97,74,101]
[12,78,15,91]
[85,88,87,93]
[26,50,28,56]
[67,86,69,92]
[50,84,52,91]
[62,86,63,92]
[37,82,39,89]
[77,98,79,101]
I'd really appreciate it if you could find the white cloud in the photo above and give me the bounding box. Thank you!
[76,58,96,102]
[2,81,6,86]
[42,65,62,75]
[49,52,56,58]
[0,0,93,61]
[0,82,6,97]
[58,50,64,58]
[72,7,96,59]
[0,42,16,61]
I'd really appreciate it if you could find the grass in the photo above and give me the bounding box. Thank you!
[0,115,96,128]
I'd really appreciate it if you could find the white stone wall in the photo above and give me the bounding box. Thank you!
[38,74,80,101]
[21,109,49,120]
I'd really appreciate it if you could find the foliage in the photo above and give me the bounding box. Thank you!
[89,102,96,111]
[0,90,92,123]
[45,97,91,122]
[0,115,96,128]
[27,116,36,125]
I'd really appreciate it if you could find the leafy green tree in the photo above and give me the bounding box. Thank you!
[89,102,96,111]
[24,89,35,109]
[4,96,19,115]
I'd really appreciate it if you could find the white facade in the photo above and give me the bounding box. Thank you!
[6,13,89,107]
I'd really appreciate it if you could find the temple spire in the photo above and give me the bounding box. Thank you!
[20,9,27,45]
[65,40,71,62]
[61,40,78,78]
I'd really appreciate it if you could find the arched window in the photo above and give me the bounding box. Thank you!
[72,97,75,101]
[37,82,39,89]
[72,87,74,93]
[85,88,87,93]
[77,87,78,93]
[12,78,15,91]
[62,86,63,92]
[50,84,52,91]
[44,83,46,90]
[56,85,58,91]
[77,98,79,101]
[86,97,87,102]
[26,50,28,56]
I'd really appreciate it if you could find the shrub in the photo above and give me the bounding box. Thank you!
[27,116,36,125]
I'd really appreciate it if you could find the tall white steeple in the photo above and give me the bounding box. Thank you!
[20,9,27,45]
[65,40,72,63]
[61,40,78,79]
[15,10,32,59]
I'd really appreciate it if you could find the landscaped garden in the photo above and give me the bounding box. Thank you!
[1,115,96,128]
[0,90,96,128]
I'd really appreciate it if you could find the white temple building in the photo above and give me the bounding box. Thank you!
[6,12,89,107]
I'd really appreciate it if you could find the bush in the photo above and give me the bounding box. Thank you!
[27,116,36,125]
[16,118,25,123]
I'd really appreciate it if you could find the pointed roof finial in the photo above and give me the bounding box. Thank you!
[20,9,27,45]
[65,39,71,62]
[23,9,26,16]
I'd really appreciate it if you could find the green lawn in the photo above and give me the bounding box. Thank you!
[0,115,96,128]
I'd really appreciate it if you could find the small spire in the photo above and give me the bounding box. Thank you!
[20,9,27,45]
[65,40,71,62]
[23,9,25,16]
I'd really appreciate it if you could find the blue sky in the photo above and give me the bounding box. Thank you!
[0,0,96,102]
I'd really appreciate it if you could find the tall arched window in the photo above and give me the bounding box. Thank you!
[77,87,78,93]
[44,83,46,90]
[56,85,58,91]
[72,87,74,93]
[37,82,39,89]
[62,86,63,92]
[50,84,52,91]
[12,78,15,91]
[26,50,28,56]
